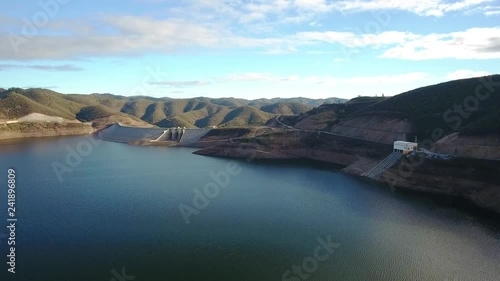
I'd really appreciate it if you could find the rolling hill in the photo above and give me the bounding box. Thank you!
[289,75,500,145]
[260,102,313,115]
[5,75,497,140]
[0,88,340,128]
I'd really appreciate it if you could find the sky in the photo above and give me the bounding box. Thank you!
[0,0,499,99]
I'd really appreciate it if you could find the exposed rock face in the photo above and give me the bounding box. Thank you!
[17,113,71,123]
[294,111,337,131]
[192,128,500,216]
[195,129,392,166]
[328,113,412,144]
[433,133,500,160]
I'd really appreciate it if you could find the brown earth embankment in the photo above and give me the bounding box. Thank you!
[0,122,94,140]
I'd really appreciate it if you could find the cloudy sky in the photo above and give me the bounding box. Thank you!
[1,0,499,99]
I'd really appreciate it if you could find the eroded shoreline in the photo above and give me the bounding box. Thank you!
[2,124,499,216]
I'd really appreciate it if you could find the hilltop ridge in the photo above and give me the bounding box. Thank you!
[0,88,345,129]
[285,75,500,147]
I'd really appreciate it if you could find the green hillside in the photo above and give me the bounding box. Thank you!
[19,88,84,117]
[120,99,155,119]
[260,102,313,115]
[291,75,500,140]
[0,90,75,119]
[220,106,274,127]
[355,75,500,138]
[156,117,197,128]
[0,88,337,128]
[142,102,167,124]
[194,107,233,128]
[76,105,118,122]
[249,97,346,107]
[2,76,498,137]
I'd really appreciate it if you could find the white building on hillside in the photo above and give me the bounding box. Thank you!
[394,141,418,154]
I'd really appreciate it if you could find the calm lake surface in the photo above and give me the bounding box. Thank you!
[0,136,499,281]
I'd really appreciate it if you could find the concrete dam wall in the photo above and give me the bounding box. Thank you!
[97,123,211,144]
[97,123,164,143]
[180,129,212,144]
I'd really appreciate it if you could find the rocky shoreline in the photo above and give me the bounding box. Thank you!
[191,129,500,216]
[2,123,498,216]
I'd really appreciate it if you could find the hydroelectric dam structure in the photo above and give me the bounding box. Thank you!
[97,123,211,145]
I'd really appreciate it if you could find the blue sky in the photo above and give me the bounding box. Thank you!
[1,0,499,99]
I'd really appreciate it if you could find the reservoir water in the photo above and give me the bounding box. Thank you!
[0,136,499,281]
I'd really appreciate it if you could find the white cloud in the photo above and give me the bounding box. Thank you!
[308,21,322,27]
[215,72,429,86]
[380,27,500,60]
[146,0,494,18]
[447,70,492,80]
[145,72,301,86]
[481,5,500,15]
[149,80,210,87]
[1,13,499,61]
[219,72,299,82]
[161,0,493,37]
[331,0,493,16]
[295,31,419,47]
[303,72,430,85]
[0,17,227,60]
[295,0,332,12]
[0,64,83,71]
[184,0,494,19]
[209,71,433,99]
[2,0,491,60]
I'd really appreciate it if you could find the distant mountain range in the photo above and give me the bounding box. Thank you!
[3,74,498,135]
[0,88,346,128]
